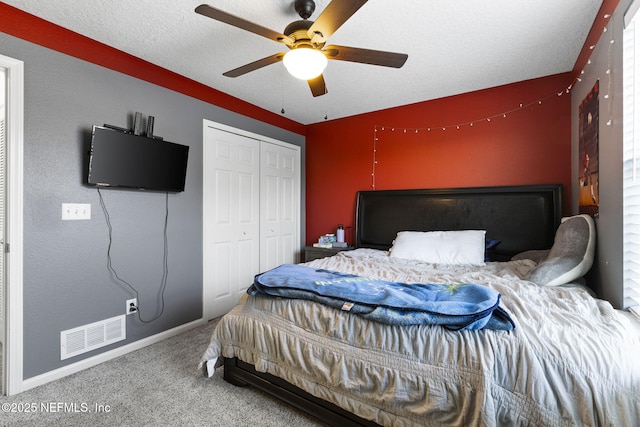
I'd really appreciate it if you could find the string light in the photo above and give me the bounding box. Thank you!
[374,94,556,135]
[370,10,616,188]
[371,127,377,188]
[606,17,614,125]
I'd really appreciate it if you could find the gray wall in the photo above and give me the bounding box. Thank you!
[0,33,305,379]
[571,0,630,308]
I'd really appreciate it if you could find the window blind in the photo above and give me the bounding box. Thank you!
[625,0,640,28]
[623,15,640,312]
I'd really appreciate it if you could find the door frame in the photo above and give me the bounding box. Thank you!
[202,119,301,320]
[1,54,24,396]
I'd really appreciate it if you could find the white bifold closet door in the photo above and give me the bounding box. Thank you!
[203,122,300,320]
[260,141,299,271]
[203,125,260,320]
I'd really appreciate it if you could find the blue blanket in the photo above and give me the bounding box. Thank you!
[248,264,514,331]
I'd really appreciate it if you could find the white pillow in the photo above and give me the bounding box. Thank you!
[389,230,486,266]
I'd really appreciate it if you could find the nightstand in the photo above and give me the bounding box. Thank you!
[304,246,355,262]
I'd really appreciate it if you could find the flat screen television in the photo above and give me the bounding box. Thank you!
[87,125,189,192]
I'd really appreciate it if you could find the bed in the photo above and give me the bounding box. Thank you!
[200,184,640,426]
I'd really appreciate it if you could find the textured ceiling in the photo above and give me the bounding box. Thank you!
[5,0,603,125]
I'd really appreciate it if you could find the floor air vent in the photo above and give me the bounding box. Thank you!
[60,315,126,360]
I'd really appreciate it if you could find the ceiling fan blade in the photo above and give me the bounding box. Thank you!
[308,74,328,97]
[196,4,293,45]
[323,45,408,68]
[223,53,285,78]
[308,0,368,45]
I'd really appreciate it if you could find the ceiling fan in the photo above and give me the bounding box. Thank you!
[195,0,408,97]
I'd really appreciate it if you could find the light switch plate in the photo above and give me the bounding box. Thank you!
[62,203,91,220]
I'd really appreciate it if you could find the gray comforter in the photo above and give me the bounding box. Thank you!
[200,249,640,426]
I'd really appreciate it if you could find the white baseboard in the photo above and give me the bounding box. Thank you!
[19,318,206,394]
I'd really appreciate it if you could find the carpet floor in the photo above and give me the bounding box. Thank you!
[0,319,326,426]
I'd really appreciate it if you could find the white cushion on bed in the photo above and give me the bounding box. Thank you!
[525,214,596,287]
[389,230,486,266]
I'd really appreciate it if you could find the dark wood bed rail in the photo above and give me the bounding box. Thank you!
[224,358,380,427]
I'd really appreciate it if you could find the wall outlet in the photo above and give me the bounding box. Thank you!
[126,298,138,315]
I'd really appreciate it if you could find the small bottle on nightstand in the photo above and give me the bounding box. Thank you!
[337,224,345,243]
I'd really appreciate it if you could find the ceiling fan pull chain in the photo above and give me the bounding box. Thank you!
[281,66,286,115]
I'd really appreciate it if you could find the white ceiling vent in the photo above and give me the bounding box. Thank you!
[60,315,126,360]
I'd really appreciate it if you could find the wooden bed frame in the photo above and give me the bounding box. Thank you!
[223,184,563,426]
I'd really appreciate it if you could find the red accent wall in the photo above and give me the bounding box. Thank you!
[305,74,573,245]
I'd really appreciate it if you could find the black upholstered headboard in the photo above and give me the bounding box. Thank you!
[355,185,562,261]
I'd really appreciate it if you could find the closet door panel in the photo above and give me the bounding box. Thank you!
[260,142,299,271]
[204,126,260,320]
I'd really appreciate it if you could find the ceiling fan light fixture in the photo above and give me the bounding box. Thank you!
[283,48,328,80]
